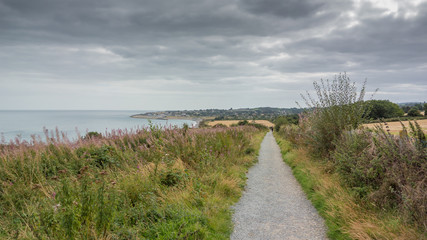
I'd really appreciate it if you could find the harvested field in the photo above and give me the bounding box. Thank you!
[208,120,275,127]
[364,119,427,134]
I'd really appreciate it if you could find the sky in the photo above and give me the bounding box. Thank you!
[0,0,426,110]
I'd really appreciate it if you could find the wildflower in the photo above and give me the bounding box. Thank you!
[52,191,56,199]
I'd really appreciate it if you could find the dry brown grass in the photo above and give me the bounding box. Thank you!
[207,120,275,127]
[364,119,427,134]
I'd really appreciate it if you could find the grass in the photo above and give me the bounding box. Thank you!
[0,125,266,239]
[274,133,425,240]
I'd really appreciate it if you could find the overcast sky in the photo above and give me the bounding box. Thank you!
[0,0,426,110]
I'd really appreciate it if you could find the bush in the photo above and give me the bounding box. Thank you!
[333,130,384,196]
[333,122,427,227]
[273,114,299,132]
[299,73,370,156]
[277,124,302,146]
[237,120,249,126]
[408,107,422,117]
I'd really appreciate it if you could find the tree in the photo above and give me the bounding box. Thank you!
[407,107,422,117]
[424,103,427,112]
[414,103,423,111]
[401,105,411,113]
[366,100,404,119]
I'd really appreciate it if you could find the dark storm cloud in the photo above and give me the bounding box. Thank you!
[0,0,426,110]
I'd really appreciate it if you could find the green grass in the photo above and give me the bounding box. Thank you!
[0,126,266,239]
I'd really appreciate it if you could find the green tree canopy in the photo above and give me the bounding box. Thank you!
[407,107,422,117]
[366,100,404,119]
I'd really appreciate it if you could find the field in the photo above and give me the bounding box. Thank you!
[207,120,274,128]
[363,119,427,134]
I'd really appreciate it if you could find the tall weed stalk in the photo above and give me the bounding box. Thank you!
[299,72,371,156]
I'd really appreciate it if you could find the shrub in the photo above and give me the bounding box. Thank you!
[277,124,302,146]
[299,72,370,156]
[273,115,299,132]
[237,120,249,126]
[408,107,422,117]
[333,122,427,228]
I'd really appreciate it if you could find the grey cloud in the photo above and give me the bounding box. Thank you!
[283,2,427,70]
[0,0,426,110]
[238,0,323,18]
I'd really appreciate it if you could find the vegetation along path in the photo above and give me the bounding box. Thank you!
[231,131,327,240]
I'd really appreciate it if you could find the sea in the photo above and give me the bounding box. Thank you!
[0,110,196,143]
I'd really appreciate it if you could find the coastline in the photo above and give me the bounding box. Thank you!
[131,114,202,128]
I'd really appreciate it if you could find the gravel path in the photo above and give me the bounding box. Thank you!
[231,131,328,240]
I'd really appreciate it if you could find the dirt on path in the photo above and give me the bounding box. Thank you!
[231,132,328,240]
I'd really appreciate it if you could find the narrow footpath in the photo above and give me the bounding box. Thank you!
[231,131,328,240]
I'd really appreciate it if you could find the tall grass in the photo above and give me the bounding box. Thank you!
[0,125,265,239]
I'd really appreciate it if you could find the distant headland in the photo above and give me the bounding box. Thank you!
[130,107,303,121]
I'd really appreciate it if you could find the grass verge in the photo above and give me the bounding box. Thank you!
[274,133,425,240]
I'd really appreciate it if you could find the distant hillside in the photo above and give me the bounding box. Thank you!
[131,107,303,120]
[397,102,425,106]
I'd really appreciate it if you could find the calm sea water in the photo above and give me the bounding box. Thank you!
[0,110,196,143]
